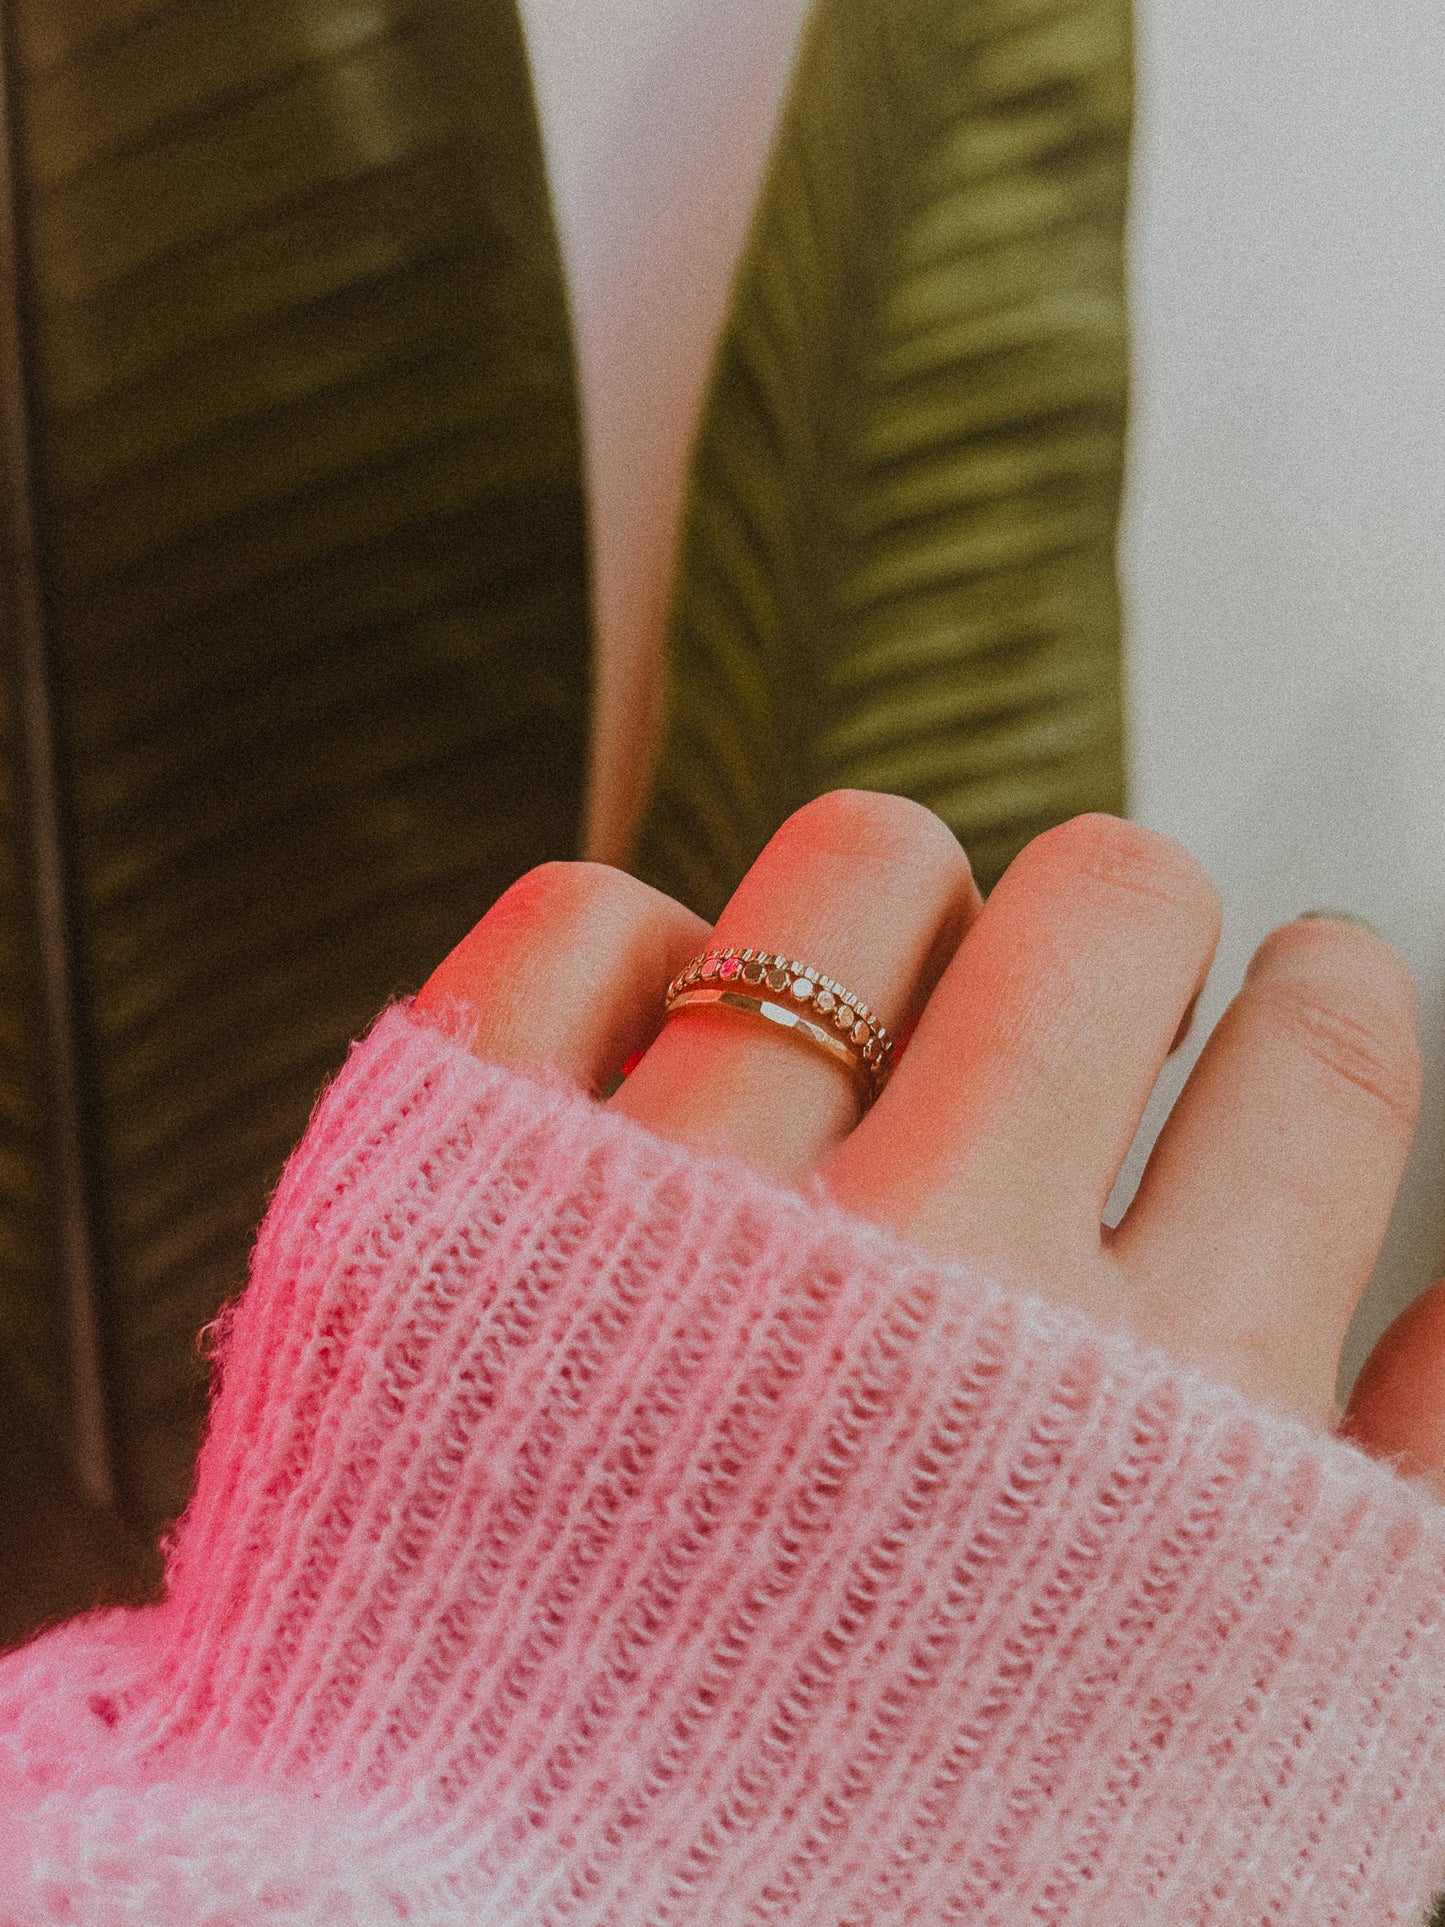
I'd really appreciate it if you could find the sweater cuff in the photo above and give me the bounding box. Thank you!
[16,999,1445,1923]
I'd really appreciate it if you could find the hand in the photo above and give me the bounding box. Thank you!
[416,793,1443,1489]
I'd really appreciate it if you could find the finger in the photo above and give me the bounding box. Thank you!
[1338,1276,1445,1501]
[613,790,981,1178]
[825,815,1221,1280]
[1110,915,1422,1428]
[414,862,708,1092]
[1170,988,1201,1055]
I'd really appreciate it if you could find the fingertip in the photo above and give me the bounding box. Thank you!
[1020,815,1222,929]
[1249,913,1420,1038]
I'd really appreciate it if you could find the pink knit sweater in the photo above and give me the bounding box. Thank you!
[4,999,1445,1924]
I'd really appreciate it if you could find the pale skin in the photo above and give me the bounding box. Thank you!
[416,792,1445,1494]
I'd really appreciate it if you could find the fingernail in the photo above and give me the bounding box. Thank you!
[1298,908,1382,937]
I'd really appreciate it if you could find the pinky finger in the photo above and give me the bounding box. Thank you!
[1337,1277,1445,1501]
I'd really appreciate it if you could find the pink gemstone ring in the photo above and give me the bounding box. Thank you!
[663,947,896,1108]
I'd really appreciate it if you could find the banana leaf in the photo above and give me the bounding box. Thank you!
[633,0,1131,916]
[0,0,588,1635]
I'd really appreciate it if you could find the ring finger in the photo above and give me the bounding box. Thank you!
[612,790,982,1179]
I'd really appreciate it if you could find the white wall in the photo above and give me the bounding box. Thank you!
[515,0,811,867]
[1118,0,1445,1403]
[517,0,1445,1405]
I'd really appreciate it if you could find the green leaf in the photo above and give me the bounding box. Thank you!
[0,0,587,1616]
[633,0,1131,918]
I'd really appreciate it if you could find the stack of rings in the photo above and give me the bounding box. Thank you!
[664,948,897,1108]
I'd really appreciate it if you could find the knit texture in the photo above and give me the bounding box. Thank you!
[3,998,1445,1924]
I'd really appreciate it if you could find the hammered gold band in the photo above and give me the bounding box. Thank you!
[664,948,896,1107]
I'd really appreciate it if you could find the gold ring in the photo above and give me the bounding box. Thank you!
[664,948,896,1107]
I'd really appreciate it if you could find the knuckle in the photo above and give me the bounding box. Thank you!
[1031,814,1222,926]
[783,789,966,871]
[498,859,645,924]
[1252,966,1422,1125]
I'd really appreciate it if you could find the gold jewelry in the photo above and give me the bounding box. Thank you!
[663,948,896,1107]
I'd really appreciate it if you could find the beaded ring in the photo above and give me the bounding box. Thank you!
[664,948,896,1107]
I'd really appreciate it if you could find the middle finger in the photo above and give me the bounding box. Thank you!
[826,815,1221,1287]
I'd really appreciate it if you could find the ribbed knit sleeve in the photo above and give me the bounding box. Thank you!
[3,1000,1445,1925]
